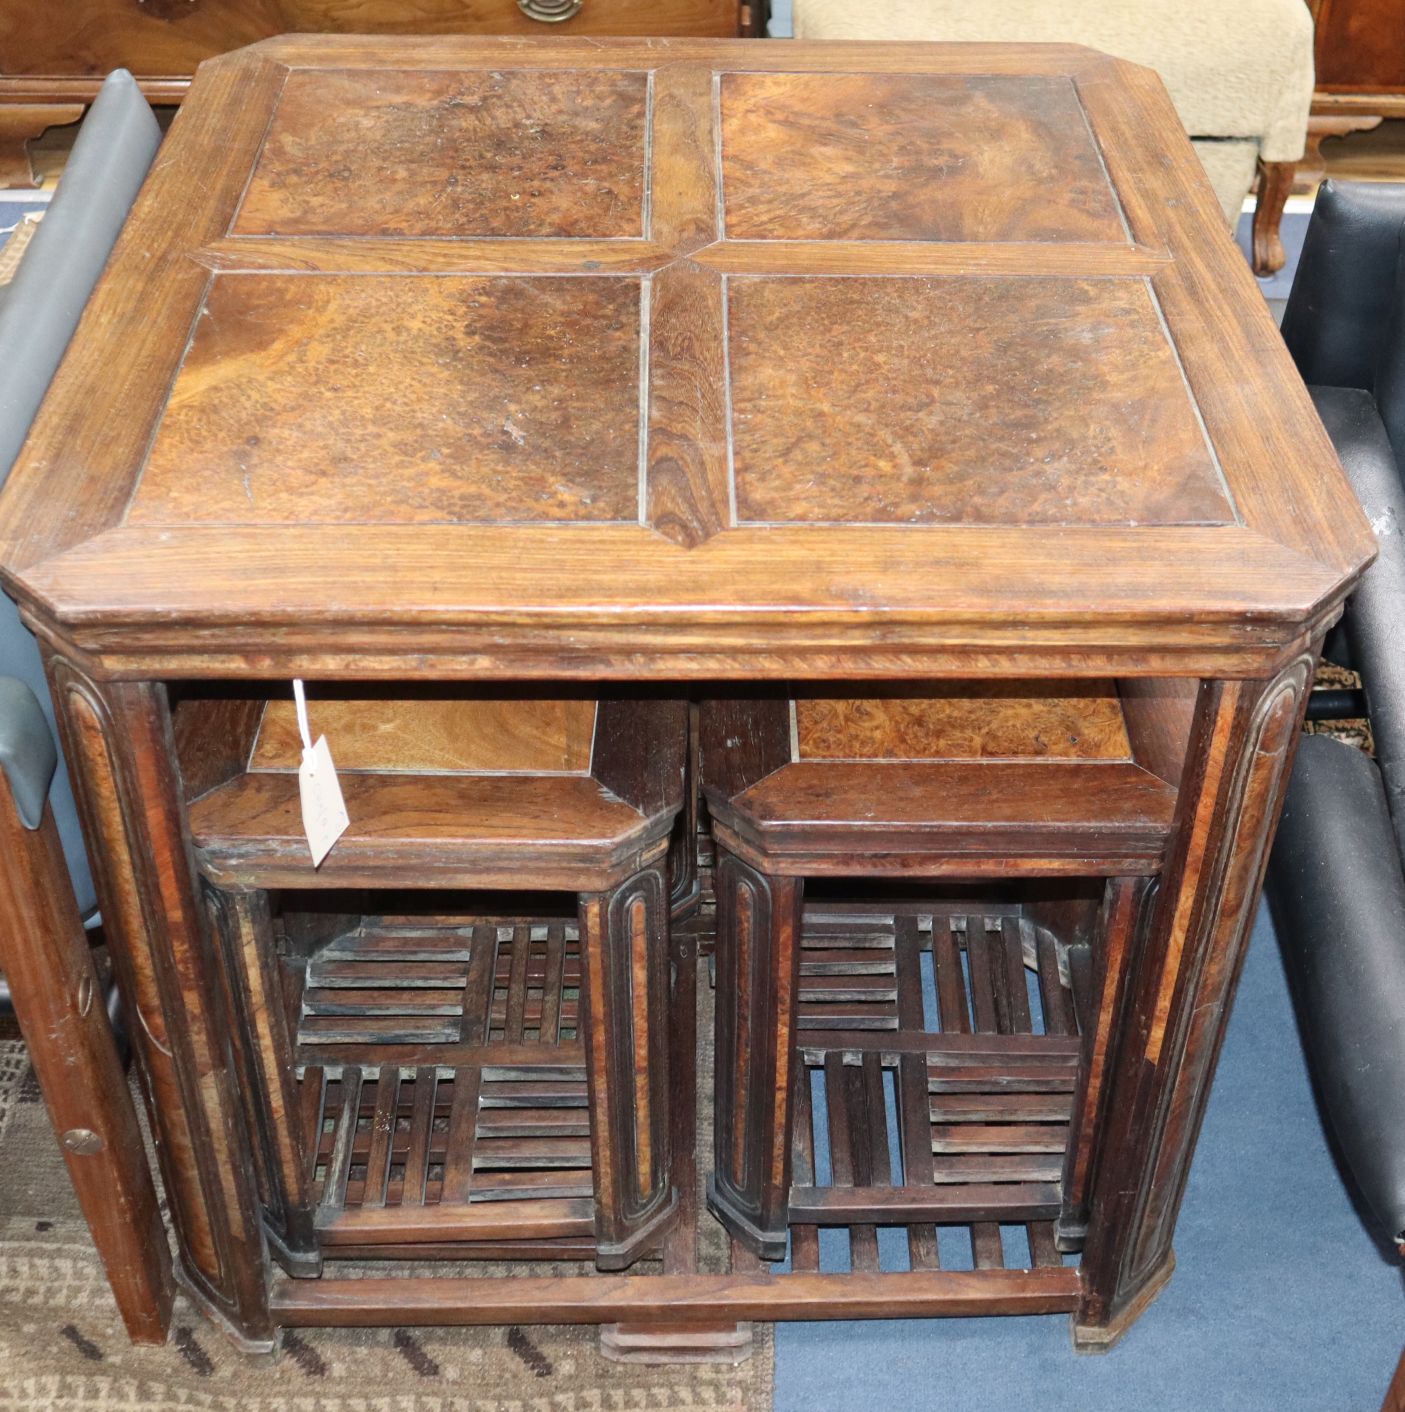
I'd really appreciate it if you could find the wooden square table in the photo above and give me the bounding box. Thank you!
[0,35,1373,1358]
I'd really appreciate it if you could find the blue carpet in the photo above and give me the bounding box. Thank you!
[774,909,1405,1411]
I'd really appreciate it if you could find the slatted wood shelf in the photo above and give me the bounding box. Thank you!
[296,917,581,1059]
[787,906,1085,1270]
[301,1061,597,1247]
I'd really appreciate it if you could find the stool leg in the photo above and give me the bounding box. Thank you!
[579,858,677,1270]
[708,846,803,1260]
[205,885,321,1276]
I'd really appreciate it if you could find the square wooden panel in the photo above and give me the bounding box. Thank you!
[128,274,644,527]
[719,71,1127,244]
[235,68,651,239]
[727,275,1234,528]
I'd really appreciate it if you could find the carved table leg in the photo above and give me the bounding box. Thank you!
[579,858,678,1271]
[601,925,753,1363]
[0,776,174,1343]
[1057,875,1153,1252]
[46,659,276,1349]
[1074,655,1316,1350]
[0,104,83,188]
[205,885,320,1276]
[1252,159,1296,276]
[708,846,804,1260]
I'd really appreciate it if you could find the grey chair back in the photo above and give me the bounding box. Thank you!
[0,70,161,915]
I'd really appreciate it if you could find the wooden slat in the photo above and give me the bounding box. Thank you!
[300,1015,462,1044]
[893,918,939,1269]
[323,1068,363,1211]
[790,1062,819,1273]
[928,1154,1066,1184]
[462,925,499,1045]
[788,1183,1061,1224]
[297,1041,586,1069]
[959,927,1003,1269]
[440,1069,483,1204]
[928,1093,1072,1122]
[541,924,566,1042]
[846,1058,881,1271]
[933,925,971,1036]
[361,1071,400,1208]
[402,1070,437,1207]
[272,1265,1085,1325]
[505,924,530,1042]
[1036,929,1078,1037]
[316,1198,596,1244]
[931,1124,1070,1154]
[1000,918,1033,1033]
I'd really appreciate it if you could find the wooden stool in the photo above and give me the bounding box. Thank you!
[177,691,688,1274]
[702,687,1179,1260]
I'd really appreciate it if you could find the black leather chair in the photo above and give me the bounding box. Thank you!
[1266,180,1405,1253]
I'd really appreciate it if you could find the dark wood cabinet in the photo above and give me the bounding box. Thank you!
[0,0,763,185]
[1301,0,1405,186]
[0,35,1374,1359]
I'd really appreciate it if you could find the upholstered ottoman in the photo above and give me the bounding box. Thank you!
[791,0,1315,272]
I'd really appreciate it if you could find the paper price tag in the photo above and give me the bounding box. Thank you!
[298,735,349,866]
[292,680,349,867]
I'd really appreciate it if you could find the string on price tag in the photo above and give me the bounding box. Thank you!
[293,678,349,867]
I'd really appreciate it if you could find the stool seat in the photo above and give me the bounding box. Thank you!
[707,760,1176,876]
[191,771,669,892]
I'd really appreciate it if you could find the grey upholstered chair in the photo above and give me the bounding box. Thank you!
[0,71,174,1344]
[0,69,162,972]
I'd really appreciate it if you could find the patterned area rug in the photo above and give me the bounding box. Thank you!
[0,974,773,1410]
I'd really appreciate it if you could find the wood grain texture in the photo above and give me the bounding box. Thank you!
[0,39,1372,679]
[251,696,598,773]
[579,864,678,1267]
[728,274,1231,528]
[1076,655,1315,1348]
[793,684,1131,762]
[715,761,1177,873]
[720,71,1125,244]
[0,784,174,1343]
[0,0,745,83]
[236,68,649,239]
[189,772,662,889]
[129,274,643,527]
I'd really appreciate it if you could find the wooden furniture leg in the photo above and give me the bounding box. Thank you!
[1056,875,1152,1251]
[1252,158,1296,276]
[1383,1343,1405,1412]
[579,858,678,1270]
[204,885,320,1276]
[600,921,753,1362]
[46,658,276,1349]
[0,756,174,1343]
[0,103,83,188]
[1074,654,1316,1350]
[708,846,803,1260]
[1296,114,1385,193]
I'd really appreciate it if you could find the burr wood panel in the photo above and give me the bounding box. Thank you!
[793,684,1132,762]
[727,275,1232,528]
[719,71,1127,244]
[236,68,651,241]
[129,275,643,527]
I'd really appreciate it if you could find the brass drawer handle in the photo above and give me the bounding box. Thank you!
[518,0,584,19]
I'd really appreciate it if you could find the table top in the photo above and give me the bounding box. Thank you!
[0,37,1373,680]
